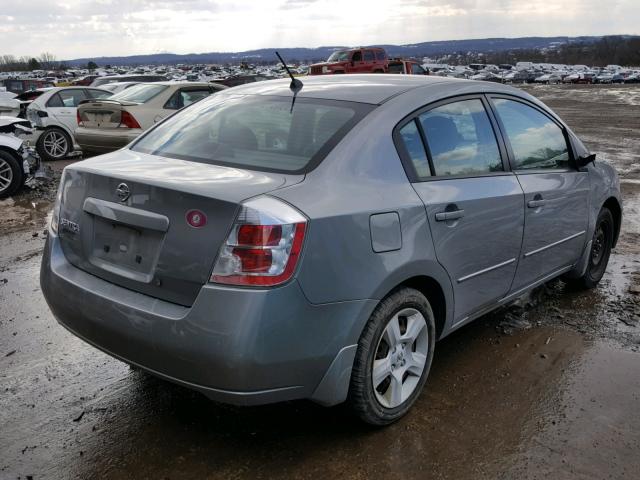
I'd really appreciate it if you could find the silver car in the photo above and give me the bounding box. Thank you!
[40,75,621,425]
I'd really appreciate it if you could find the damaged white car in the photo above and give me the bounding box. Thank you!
[0,117,45,198]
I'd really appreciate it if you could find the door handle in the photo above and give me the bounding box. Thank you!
[435,209,465,222]
[527,199,546,208]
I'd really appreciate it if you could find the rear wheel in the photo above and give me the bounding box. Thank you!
[348,288,435,425]
[37,128,71,161]
[0,150,25,198]
[571,208,614,289]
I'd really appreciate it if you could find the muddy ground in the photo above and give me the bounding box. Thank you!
[1,84,639,479]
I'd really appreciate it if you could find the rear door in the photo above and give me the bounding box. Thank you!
[47,89,88,132]
[489,96,589,293]
[362,49,376,72]
[395,96,525,325]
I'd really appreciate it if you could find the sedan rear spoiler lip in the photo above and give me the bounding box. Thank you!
[78,99,139,107]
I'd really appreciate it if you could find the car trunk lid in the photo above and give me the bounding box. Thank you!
[57,149,303,306]
[77,99,138,129]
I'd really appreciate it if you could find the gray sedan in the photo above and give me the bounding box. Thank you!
[40,75,621,425]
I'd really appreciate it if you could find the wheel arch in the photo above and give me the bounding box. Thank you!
[377,275,449,341]
[603,196,622,247]
[42,124,73,139]
[0,145,22,162]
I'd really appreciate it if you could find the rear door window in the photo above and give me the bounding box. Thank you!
[351,51,362,62]
[363,50,375,62]
[398,121,431,178]
[47,89,87,108]
[492,98,570,170]
[417,99,503,177]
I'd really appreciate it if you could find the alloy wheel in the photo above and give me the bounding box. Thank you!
[372,307,429,409]
[42,130,68,159]
[0,157,14,194]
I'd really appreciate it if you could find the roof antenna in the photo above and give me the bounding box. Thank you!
[275,51,303,113]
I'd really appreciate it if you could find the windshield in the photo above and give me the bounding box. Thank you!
[327,51,350,62]
[131,94,373,174]
[110,84,167,103]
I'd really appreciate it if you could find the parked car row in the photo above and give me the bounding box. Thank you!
[11,82,226,161]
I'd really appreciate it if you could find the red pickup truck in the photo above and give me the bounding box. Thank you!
[309,47,388,75]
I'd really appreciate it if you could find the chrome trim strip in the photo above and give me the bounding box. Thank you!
[523,231,586,258]
[457,257,516,283]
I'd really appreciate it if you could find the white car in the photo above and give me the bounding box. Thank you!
[0,92,21,117]
[75,81,226,155]
[0,117,41,198]
[26,86,112,160]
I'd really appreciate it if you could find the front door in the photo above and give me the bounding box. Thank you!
[489,97,590,292]
[395,96,525,324]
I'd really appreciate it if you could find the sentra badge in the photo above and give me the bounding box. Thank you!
[60,218,80,234]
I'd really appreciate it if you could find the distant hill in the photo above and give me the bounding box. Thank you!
[65,36,621,66]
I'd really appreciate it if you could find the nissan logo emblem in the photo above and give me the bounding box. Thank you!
[116,183,130,202]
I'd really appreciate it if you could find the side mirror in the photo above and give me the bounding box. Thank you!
[576,153,596,168]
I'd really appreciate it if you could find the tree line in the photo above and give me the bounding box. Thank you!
[440,36,640,67]
[0,53,99,73]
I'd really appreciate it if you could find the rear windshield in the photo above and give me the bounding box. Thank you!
[130,95,373,174]
[110,84,167,103]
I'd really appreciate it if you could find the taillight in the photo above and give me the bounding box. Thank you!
[50,170,67,234]
[119,111,141,129]
[211,197,307,287]
[76,110,84,127]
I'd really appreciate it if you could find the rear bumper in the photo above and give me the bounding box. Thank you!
[75,128,142,155]
[40,232,375,406]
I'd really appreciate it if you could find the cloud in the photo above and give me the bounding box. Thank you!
[0,0,638,59]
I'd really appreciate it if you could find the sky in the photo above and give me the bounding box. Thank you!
[0,0,638,60]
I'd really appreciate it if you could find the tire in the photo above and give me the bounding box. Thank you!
[36,128,71,161]
[0,150,25,198]
[348,287,436,426]
[570,208,614,289]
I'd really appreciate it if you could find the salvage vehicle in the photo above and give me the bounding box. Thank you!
[309,47,388,75]
[0,117,43,198]
[0,92,21,117]
[387,59,429,75]
[26,87,112,161]
[41,75,621,425]
[75,82,226,156]
[0,78,55,94]
[90,74,168,88]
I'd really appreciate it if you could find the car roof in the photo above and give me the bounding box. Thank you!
[222,74,523,105]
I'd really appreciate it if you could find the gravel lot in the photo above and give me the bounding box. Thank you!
[1,84,639,480]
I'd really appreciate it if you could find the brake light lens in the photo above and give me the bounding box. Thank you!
[76,110,84,127]
[211,197,307,287]
[119,110,141,129]
[50,170,67,234]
